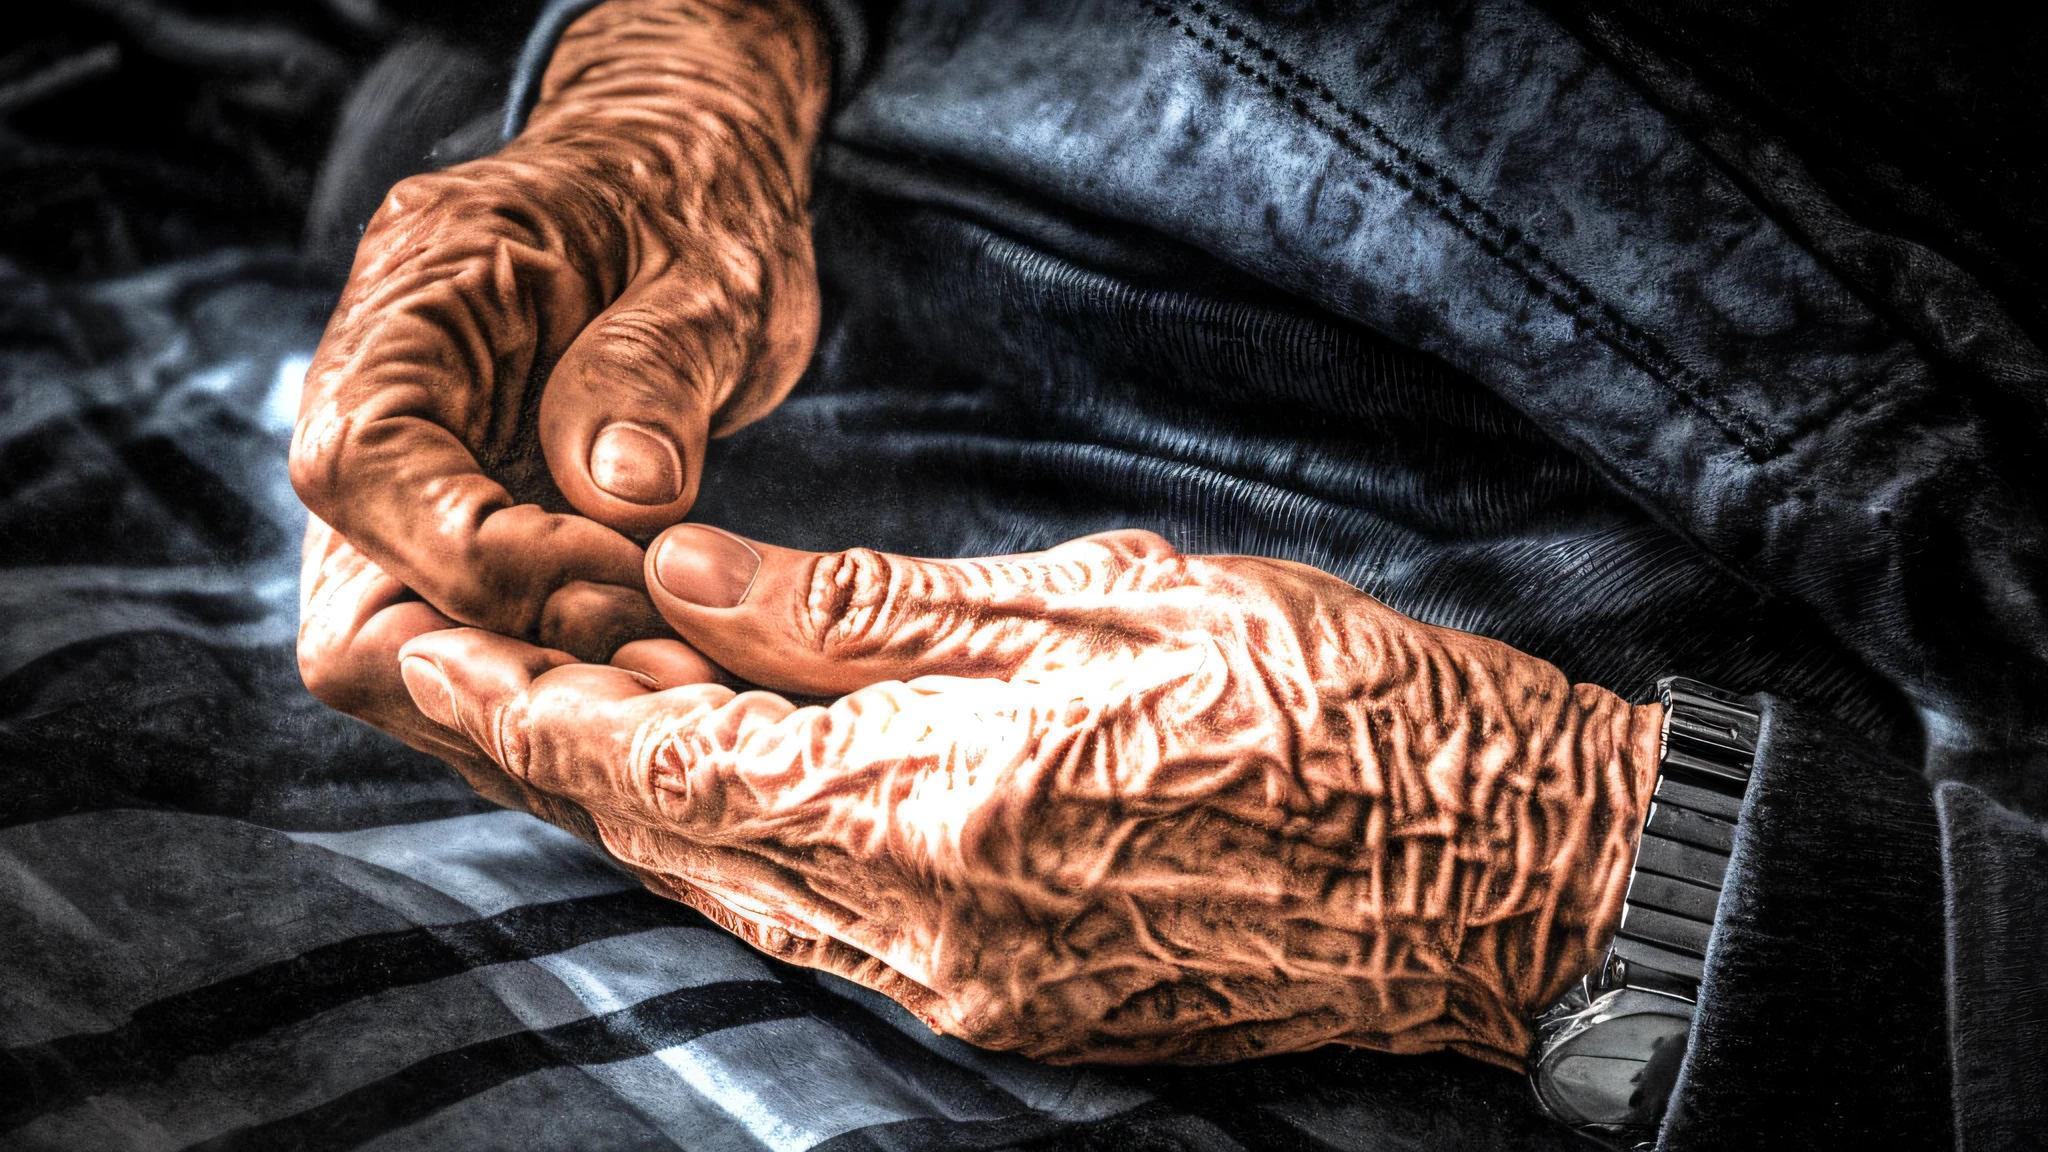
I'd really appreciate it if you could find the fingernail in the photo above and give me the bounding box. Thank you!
[653,524,761,608]
[400,656,459,729]
[589,422,684,505]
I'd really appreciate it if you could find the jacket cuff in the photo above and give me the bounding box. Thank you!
[1660,695,1949,1149]
[499,0,868,144]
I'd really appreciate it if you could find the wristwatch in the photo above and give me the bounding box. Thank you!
[1528,677,1759,1149]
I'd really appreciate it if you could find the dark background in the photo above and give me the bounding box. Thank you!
[1,0,542,283]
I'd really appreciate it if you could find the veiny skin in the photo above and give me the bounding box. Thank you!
[295,0,1663,1068]
[398,527,1662,1067]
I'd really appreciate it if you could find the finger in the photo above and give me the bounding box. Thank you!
[611,638,724,690]
[299,515,452,734]
[398,629,668,854]
[538,579,675,664]
[411,624,955,1015]
[640,524,1186,695]
[291,172,650,640]
[538,272,712,536]
[539,204,820,540]
[294,357,649,640]
[396,627,582,762]
[297,517,543,810]
[416,625,1075,1030]
[405,624,898,913]
[533,257,752,536]
[399,627,751,821]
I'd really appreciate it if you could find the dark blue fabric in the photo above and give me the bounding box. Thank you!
[1664,696,1949,1149]
[1937,784,2048,1152]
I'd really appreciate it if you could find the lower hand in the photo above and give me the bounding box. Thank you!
[397,527,1660,1066]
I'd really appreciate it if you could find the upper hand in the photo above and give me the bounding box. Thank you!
[289,0,830,665]
[291,0,829,747]
[396,526,1662,1066]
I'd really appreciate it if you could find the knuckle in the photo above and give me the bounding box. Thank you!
[372,170,489,229]
[1102,529,1177,559]
[1048,529,1185,593]
[592,304,676,345]
[628,711,690,806]
[801,548,901,656]
[431,580,527,636]
[489,692,535,780]
[285,429,341,515]
[946,983,1032,1052]
[590,308,667,353]
[295,630,365,715]
[294,646,344,708]
[582,307,706,391]
[283,380,383,529]
[618,684,736,809]
[363,169,582,266]
[1064,528,1176,561]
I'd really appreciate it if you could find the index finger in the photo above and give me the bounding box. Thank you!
[297,515,557,812]
[399,626,960,985]
[290,169,645,641]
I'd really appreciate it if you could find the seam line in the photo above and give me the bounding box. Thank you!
[1143,0,1782,460]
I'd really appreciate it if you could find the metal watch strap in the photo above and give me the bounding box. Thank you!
[1529,677,1759,1149]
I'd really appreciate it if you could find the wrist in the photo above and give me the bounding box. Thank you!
[520,0,830,206]
[1529,679,1759,1142]
[454,0,829,429]
[1542,689,1664,1003]
[1440,670,1664,1065]
[1325,595,1667,1065]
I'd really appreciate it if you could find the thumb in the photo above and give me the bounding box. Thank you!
[397,628,579,754]
[537,271,730,538]
[640,524,1181,696]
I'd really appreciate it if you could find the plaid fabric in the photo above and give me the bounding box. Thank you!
[1,804,1578,1152]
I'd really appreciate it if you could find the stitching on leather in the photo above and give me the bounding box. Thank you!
[1143,1,1783,460]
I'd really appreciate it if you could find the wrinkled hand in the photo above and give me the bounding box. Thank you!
[292,0,830,745]
[397,526,1661,1067]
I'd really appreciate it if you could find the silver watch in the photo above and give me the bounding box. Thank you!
[1528,677,1758,1149]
